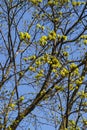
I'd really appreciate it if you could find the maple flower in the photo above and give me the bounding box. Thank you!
[19,32,25,40]
[84,40,87,45]
[40,35,47,46]
[48,31,56,40]
[20,96,25,101]
[70,63,77,69]
[24,32,31,40]
[60,68,69,77]
[29,66,36,72]
[9,103,15,108]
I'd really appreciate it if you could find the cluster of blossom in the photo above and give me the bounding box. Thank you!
[80,35,87,45]
[54,85,64,91]
[39,36,47,46]
[28,0,42,5]
[23,55,36,61]
[82,118,87,125]
[75,77,84,85]
[60,68,69,77]
[8,96,24,109]
[39,31,67,46]
[36,24,45,30]
[47,0,69,6]
[78,90,87,98]
[70,63,79,76]
[35,70,44,79]
[19,32,31,42]
[72,1,85,6]
[23,54,84,85]
[67,120,80,130]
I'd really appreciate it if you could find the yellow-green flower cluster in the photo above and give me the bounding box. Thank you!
[54,85,60,90]
[40,36,47,46]
[36,24,45,30]
[78,91,87,98]
[80,35,87,45]
[8,126,12,130]
[29,66,36,72]
[72,1,84,6]
[69,120,75,125]
[20,96,25,101]
[54,18,59,22]
[84,40,87,45]
[40,55,61,74]
[70,63,77,69]
[36,54,48,64]
[38,54,61,69]
[68,120,80,130]
[19,71,24,77]
[29,55,36,60]
[69,84,74,91]
[23,55,36,61]
[30,55,61,77]
[35,59,42,67]
[23,57,29,61]
[57,34,67,41]
[34,54,49,68]
[60,68,69,77]
[47,0,58,6]
[82,102,87,106]
[72,68,79,76]
[80,35,87,39]
[48,31,56,40]
[19,32,31,41]
[9,103,15,108]
[29,0,42,5]
[70,63,80,76]
[63,51,68,57]
[69,84,79,91]
[54,85,64,91]
[75,77,84,85]
[40,89,46,95]
[76,79,82,85]
[60,0,69,5]
[35,70,44,79]
[48,0,69,6]
[51,57,61,68]
[39,32,67,45]
[52,69,58,73]
[43,54,50,63]
[58,12,63,16]
[83,118,87,125]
